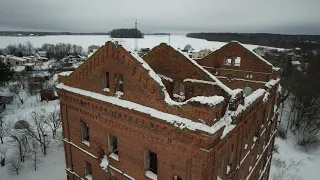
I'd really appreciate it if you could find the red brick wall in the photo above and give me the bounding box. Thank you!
[58,41,280,180]
[143,43,213,81]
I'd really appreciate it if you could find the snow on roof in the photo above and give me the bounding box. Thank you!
[23,63,35,66]
[8,56,27,62]
[291,61,301,65]
[31,71,50,77]
[12,65,26,72]
[59,71,73,77]
[37,51,47,53]
[23,56,32,60]
[265,78,280,89]
[0,91,14,97]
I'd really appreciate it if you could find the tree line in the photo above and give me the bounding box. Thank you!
[278,53,320,151]
[0,42,86,60]
[186,33,320,50]
[110,28,143,38]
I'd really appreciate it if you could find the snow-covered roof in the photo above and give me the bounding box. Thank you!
[0,91,14,97]
[37,51,47,54]
[23,56,32,60]
[7,56,27,62]
[31,71,50,77]
[12,66,26,72]
[291,61,301,65]
[23,63,35,66]
[59,71,73,77]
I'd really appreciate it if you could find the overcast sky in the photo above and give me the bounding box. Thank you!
[1,0,319,34]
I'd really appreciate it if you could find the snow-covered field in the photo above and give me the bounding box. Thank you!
[0,35,285,52]
[0,89,66,180]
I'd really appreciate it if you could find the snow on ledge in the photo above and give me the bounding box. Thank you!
[265,78,280,89]
[109,153,119,161]
[85,174,92,180]
[57,83,229,135]
[82,140,90,147]
[145,171,158,180]
[63,139,97,159]
[103,88,110,92]
[100,155,109,170]
[115,91,124,98]
[188,96,224,107]
[158,74,173,82]
[183,78,217,85]
[59,71,73,76]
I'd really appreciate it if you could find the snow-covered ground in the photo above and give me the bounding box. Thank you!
[270,138,320,180]
[0,85,66,180]
[269,100,320,180]
[0,35,285,52]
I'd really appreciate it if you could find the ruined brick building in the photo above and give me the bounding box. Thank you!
[57,40,280,180]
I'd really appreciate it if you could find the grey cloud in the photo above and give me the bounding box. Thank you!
[0,0,319,34]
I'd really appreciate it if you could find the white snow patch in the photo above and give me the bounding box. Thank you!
[59,71,73,76]
[183,78,217,85]
[103,88,110,92]
[115,91,124,98]
[265,78,280,89]
[145,171,157,180]
[100,155,109,169]
[110,153,119,161]
[85,174,92,180]
[82,140,90,147]
[158,74,173,82]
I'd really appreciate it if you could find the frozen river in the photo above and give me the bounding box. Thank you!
[0,35,282,51]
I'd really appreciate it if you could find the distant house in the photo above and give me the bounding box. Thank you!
[35,53,48,62]
[0,55,6,63]
[29,71,50,83]
[37,51,47,58]
[0,91,14,104]
[191,49,212,59]
[6,55,30,66]
[40,88,58,102]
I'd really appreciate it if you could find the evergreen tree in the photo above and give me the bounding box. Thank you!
[0,62,14,87]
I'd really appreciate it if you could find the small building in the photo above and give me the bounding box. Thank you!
[191,49,212,59]
[29,71,51,83]
[6,55,30,66]
[37,51,47,58]
[23,63,36,71]
[0,91,14,104]
[40,87,58,101]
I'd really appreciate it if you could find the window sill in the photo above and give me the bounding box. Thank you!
[85,174,92,180]
[82,140,90,147]
[109,153,119,161]
[145,171,157,180]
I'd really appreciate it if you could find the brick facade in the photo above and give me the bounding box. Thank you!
[58,41,280,180]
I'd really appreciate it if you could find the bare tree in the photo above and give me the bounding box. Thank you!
[9,83,24,104]
[8,156,23,175]
[10,129,28,162]
[28,139,43,171]
[44,108,61,139]
[0,122,11,144]
[22,110,49,155]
